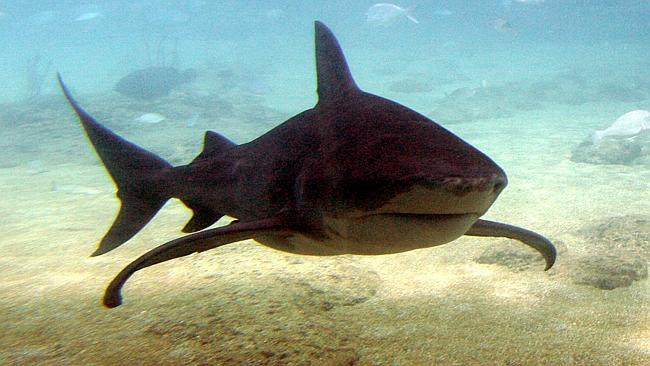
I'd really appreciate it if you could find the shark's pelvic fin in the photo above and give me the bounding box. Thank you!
[181,205,223,233]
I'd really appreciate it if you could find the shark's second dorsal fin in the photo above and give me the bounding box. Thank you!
[181,203,223,233]
[314,21,359,105]
[193,131,236,162]
[182,131,234,232]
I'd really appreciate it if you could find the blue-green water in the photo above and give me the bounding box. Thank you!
[1,1,649,365]
[1,1,648,107]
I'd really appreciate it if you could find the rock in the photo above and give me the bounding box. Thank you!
[595,82,648,102]
[568,215,650,289]
[429,85,517,124]
[571,253,647,290]
[114,67,197,100]
[577,215,650,261]
[570,136,644,165]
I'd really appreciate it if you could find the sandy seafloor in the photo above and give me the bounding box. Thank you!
[1,59,650,365]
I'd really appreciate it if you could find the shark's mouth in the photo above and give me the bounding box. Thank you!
[314,182,503,255]
[320,211,480,255]
[375,212,479,220]
[355,183,500,217]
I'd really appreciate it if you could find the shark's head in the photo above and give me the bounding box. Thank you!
[292,22,508,254]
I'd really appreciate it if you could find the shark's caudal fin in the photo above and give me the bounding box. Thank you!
[314,21,360,106]
[57,74,172,256]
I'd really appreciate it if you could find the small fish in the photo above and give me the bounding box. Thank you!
[503,0,545,6]
[592,110,650,144]
[492,18,517,34]
[366,3,419,26]
[75,12,103,21]
[135,113,166,124]
[434,9,453,16]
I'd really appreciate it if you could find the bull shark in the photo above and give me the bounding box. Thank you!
[58,21,556,308]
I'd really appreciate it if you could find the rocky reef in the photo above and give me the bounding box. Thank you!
[570,133,650,165]
[475,215,650,290]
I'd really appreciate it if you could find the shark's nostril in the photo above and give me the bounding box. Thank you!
[492,176,507,193]
[441,175,507,195]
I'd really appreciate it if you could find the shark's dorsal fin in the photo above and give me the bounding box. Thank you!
[193,131,236,162]
[202,130,235,156]
[314,21,359,105]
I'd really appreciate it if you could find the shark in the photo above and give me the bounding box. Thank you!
[58,21,556,308]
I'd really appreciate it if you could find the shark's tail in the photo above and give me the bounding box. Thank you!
[58,74,173,256]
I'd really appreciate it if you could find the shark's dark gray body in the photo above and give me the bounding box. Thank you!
[59,22,556,308]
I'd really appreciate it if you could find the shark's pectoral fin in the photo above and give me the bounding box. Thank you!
[465,219,556,270]
[103,217,292,308]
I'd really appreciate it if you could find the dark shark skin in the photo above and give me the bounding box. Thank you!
[58,22,556,308]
